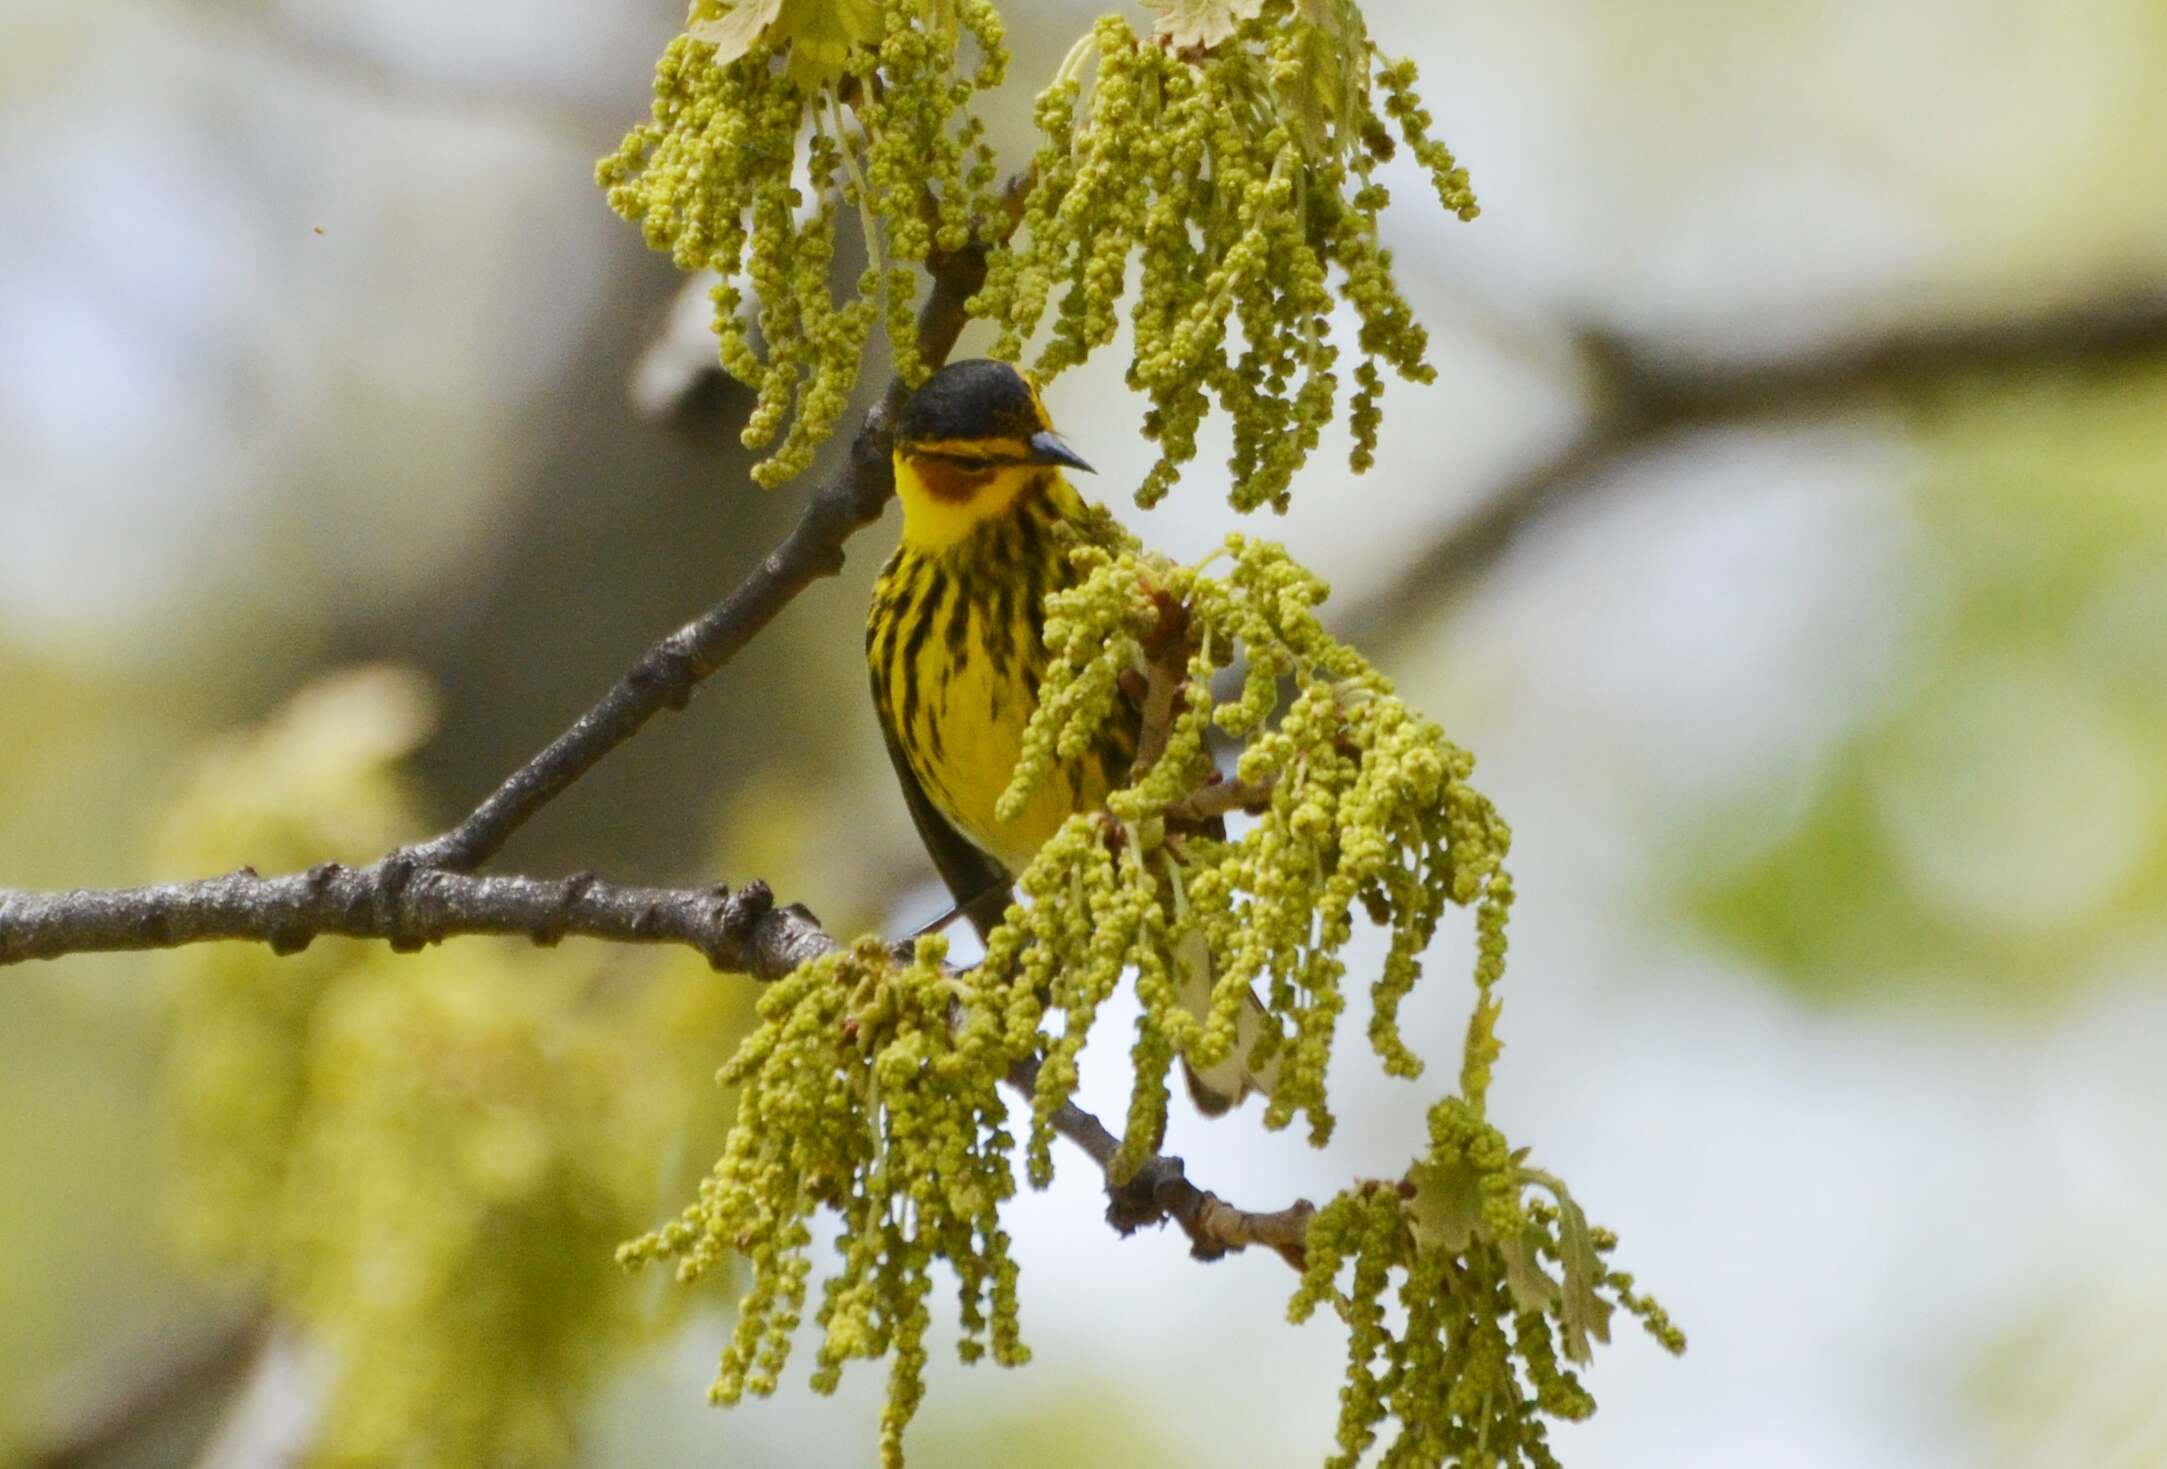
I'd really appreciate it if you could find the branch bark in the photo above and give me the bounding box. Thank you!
[1011,1057,1314,1270]
[0,866,832,977]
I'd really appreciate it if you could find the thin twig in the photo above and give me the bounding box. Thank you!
[1164,775,1274,824]
[1006,1057,1315,1269]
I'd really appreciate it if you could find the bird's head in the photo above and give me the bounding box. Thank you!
[892,359,1092,550]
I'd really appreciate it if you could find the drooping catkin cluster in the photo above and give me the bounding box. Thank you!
[985,535,1513,1174]
[1288,1096,1687,1469]
[634,535,1676,1464]
[597,0,1008,486]
[972,0,1479,510]
[157,671,717,1469]
[619,935,1027,1469]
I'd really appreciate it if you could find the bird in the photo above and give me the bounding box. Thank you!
[867,358,1277,1116]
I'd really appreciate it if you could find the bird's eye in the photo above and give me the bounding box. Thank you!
[945,453,990,471]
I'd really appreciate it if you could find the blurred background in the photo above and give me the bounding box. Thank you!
[4,0,2165,1465]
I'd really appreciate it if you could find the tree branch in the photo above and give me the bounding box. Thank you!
[1010,1057,1314,1270]
[1346,286,2167,645]
[1,233,1001,968]
[0,877,1319,1272]
[0,866,838,976]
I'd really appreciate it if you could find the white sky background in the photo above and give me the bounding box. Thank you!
[5,0,2165,1464]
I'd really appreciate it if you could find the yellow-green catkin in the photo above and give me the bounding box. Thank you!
[642,532,1678,1464]
[599,0,1009,487]
[973,0,1478,511]
[622,935,1027,1469]
[991,535,1511,1157]
[1288,1098,1685,1469]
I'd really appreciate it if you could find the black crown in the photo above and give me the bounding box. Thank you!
[899,359,1044,444]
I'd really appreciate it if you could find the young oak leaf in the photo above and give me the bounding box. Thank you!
[688,0,783,66]
[1547,1182,1616,1365]
[1142,0,1264,51]
[1281,0,1368,160]
[779,0,883,86]
[1406,1157,1482,1254]
[688,0,882,85]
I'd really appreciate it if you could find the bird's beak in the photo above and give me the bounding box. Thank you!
[1027,429,1094,473]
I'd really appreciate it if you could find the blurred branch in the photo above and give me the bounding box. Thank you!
[24,1303,264,1469]
[629,270,730,420]
[216,0,628,147]
[1347,286,2167,643]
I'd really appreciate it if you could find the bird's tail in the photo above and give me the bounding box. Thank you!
[1172,924,1279,1116]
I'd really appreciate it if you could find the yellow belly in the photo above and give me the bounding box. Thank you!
[868,472,1134,875]
[905,640,1106,873]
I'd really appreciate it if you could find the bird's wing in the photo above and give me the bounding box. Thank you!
[877,713,1016,939]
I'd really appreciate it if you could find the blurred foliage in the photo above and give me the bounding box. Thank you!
[0,646,230,1445]
[1689,366,2167,1004]
[153,670,746,1468]
[157,668,440,1267]
[281,949,697,1469]
[1963,1274,2167,1467]
[914,1387,1179,1468]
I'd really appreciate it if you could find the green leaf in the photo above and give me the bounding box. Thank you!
[779,0,883,87]
[1544,1180,1616,1365]
[1497,1222,1563,1317]
[1405,1160,1481,1253]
